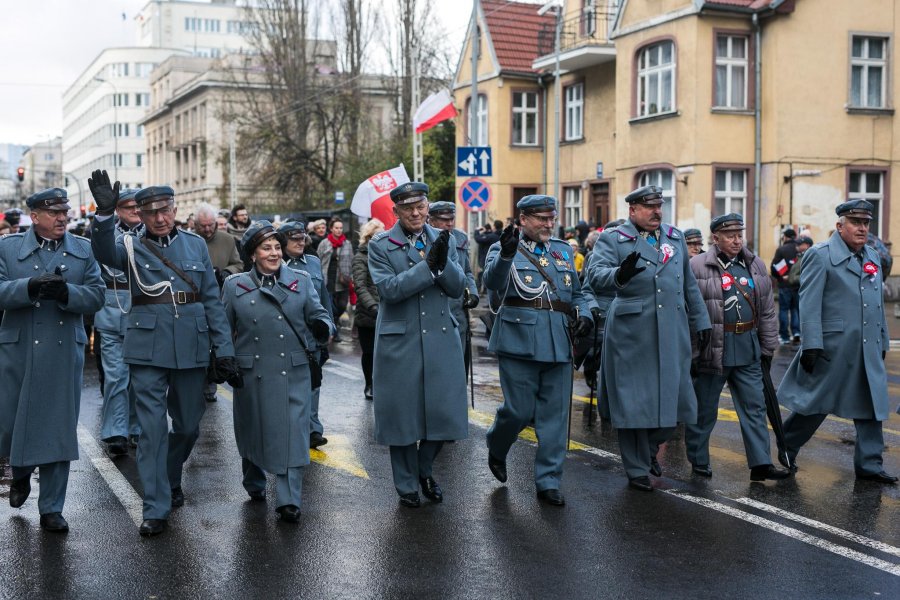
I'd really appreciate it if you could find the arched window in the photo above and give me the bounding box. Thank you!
[636,40,675,117]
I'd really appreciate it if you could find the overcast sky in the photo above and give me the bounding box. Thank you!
[0,0,473,146]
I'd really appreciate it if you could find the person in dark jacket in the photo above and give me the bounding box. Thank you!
[351,218,385,400]
[686,213,789,481]
[770,227,799,344]
[473,220,502,291]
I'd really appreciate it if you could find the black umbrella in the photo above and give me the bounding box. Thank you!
[761,357,791,468]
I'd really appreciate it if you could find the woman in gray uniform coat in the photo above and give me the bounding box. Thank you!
[222,221,332,522]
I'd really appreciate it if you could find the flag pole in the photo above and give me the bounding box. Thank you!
[412,41,424,182]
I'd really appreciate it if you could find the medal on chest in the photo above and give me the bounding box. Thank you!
[722,272,735,291]
[563,273,571,287]
[538,256,549,267]
[660,243,675,264]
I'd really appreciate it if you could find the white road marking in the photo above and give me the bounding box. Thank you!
[735,496,900,559]
[76,424,143,527]
[666,490,900,577]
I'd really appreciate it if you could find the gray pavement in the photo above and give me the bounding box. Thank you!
[0,329,898,599]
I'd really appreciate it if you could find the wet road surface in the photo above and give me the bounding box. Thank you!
[1,331,898,599]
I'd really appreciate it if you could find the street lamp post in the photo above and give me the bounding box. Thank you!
[93,76,119,183]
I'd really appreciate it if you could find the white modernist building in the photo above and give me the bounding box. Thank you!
[62,0,260,209]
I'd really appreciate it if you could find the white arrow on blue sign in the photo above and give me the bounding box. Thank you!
[456,146,492,177]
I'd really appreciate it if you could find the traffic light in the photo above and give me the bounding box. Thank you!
[16,167,24,182]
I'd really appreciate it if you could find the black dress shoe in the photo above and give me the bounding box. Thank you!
[628,476,653,492]
[399,492,420,508]
[751,464,792,481]
[139,519,167,536]
[276,504,301,522]
[128,434,139,448]
[40,512,69,533]
[171,486,184,508]
[650,457,662,477]
[537,489,565,506]
[692,464,713,478]
[247,489,266,502]
[107,436,128,456]
[9,476,31,508]
[488,453,507,483]
[419,477,443,503]
[364,384,373,400]
[777,450,799,472]
[204,392,217,403]
[309,432,328,449]
[856,471,899,484]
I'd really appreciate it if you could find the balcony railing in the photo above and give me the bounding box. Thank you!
[537,8,616,57]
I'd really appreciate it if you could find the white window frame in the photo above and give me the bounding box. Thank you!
[636,41,676,118]
[638,169,676,224]
[714,34,748,109]
[469,94,488,146]
[850,35,888,109]
[565,83,584,141]
[511,91,539,146]
[564,187,582,227]
[714,169,747,216]
[849,170,885,237]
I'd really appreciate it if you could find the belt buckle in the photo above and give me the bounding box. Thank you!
[532,297,545,309]
[176,290,187,304]
[736,321,750,334]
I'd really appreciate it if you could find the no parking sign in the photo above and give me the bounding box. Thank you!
[459,178,491,212]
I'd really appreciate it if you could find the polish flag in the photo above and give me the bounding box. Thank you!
[413,90,457,134]
[350,164,410,223]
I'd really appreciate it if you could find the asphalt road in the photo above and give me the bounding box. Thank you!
[1,332,898,599]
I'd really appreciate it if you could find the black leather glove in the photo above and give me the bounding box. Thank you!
[590,306,603,322]
[799,348,825,374]
[309,319,330,343]
[463,292,479,309]
[574,315,593,339]
[27,274,58,299]
[319,346,330,367]
[615,251,646,286]
[690,361,699,379]
[214,267,226,287]
[882,350,886,361]
[87,169,120,216]
[426,230,450,273]
[499,224,520,258]
[211,356,243,387]
[697,328,711,351]
[761,354,772,373]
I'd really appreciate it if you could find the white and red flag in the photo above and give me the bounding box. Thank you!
[773,258,791,276]
[413,90,457,134]
[350,164,410,225]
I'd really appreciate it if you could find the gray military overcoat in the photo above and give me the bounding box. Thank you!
[777,232,890,420]
[588,221,710,428]
[0,232,105,465]
[368,222,468,446]
[223,267,332,474]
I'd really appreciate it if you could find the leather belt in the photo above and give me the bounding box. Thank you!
[503,297,571,313]
[132,291,198,305]
[724,320,755,334]
[106,281,126,290]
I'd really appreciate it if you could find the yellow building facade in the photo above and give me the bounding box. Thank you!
[454,0,899,265]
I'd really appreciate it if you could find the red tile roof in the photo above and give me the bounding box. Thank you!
[481,0,556,75]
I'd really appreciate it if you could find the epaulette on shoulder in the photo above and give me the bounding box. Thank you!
[70,233,91,243]
[549,236,565,244]
[180,229,203,240]
[294,269,311,279]
[607,228,635,241]
[664,224,682,239]
[372,231,390,242]
[223,271,244,283]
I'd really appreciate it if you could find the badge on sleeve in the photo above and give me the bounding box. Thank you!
[722,272,735,291]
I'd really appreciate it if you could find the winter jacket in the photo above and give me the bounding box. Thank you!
[691,245,778,373]
[351,243,379,329]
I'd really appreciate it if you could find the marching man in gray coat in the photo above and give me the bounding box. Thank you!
[367,182,468,508]
[589,185,711,491]
[777,200,897,484]
[0,188,105,532]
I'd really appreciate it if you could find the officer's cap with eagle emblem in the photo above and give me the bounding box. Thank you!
[389,182,429,205]
[836,199,874,220]
[135,185,176,211]
[625,185,665,206]
[27,188,71,211]
[516,194,557,217]
[428,201,456,220]
[710,213,745,233]
[242,220,280,255]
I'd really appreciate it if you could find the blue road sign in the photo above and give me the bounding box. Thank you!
[456,146,492,177]
[459,178,491,212]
